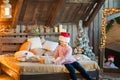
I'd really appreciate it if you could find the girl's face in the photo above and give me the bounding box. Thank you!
[59,41,68,47]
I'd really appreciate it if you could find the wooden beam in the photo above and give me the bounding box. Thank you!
[83,0,105,27]
[18,0,28,22]
[0,21,12,25]
[12,0,24,28]
[71,4,82,23]
[82,2,96,20]
[107,13,120,21]
[65,0,94,3]
[46,0,63,26]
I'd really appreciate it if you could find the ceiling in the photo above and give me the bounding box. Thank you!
[0,0,105,27]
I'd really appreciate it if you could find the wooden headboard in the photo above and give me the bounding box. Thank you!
[0,33,59,55]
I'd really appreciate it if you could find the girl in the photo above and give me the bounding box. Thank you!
[52,32,92,80]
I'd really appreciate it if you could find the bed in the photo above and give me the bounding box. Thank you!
[0,33,100,80]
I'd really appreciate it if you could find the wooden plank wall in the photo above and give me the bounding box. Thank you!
[0,23,77,55]
[0,33,60,55]
[86,0,120,56]
[54,23,77,47]
[0,23,77,45]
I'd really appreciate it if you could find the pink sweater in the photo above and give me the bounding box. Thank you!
[53,45,76,64]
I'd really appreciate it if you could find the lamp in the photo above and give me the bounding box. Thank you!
[1,0,12,18]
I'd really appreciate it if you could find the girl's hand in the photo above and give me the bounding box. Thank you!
[51,58,56,64]
[52,57,61,64]
[52,60,57,64]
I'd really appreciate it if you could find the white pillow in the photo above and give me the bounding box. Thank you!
[74,54,91,61]
[14,50,35,61]
[42,40,58,51]
[40,36,46,44]
[30,48,46,56]
[41,56,55,64]
[44,51,55,56]
[27,37,42,49]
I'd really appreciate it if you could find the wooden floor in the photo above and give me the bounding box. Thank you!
[77,71,120,80]
[99,70,120,80]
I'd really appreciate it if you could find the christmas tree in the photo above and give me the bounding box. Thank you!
[74,21,95,61]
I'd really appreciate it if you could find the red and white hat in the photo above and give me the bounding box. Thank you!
[59,32,70,43]
[108,55,114,62]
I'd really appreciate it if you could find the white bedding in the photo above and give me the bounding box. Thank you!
[16,60,100,75]
[0,55,100,75]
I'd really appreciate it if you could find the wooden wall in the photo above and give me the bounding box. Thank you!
[1,23,78,47]
[63,23,78,47]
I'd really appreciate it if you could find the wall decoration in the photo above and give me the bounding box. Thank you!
[106,17,120,33]
[100,8,120,50]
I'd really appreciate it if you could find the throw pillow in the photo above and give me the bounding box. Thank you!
[44,51,55,56]
[40,36,46,45]
[19,41,31,51]
[14,50,35,61]
[74,54,91,61]
[30,48,46,56]
[27,37,42,49]
[42,40,58,51]
[0,63,1,75]
[30,48,55,56]
[42,56,54,64]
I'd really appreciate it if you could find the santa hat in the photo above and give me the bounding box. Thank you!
[108,55,114,62]
[59,32,70,43]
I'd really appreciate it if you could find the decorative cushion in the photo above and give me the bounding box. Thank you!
[14,50,35,61]
[27,37,42,49]
[30,48,46,55]
[44,51,55,56]
[0,57,20,80]
[30,48,55,56]
[19,41,31,51]
[42,56,55,64]
[74,54,91,61]
[0,63,1,75]
[40,36,46,44]
[0,74,14,80]
[42,40,58,51]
